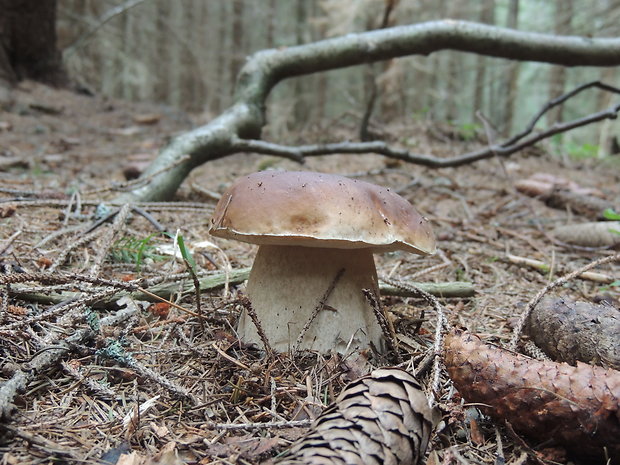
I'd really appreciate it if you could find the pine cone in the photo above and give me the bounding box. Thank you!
[525,297,620,370]
[444,329,620,464]
[272,368,437,465]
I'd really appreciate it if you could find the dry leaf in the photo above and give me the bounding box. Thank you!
[117,451,144,465]
[273,368,437,465]
[444,329,620,464]
[526,297,620,370]
[147,302,171,319]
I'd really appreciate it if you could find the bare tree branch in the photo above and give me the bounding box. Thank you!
[119,21,620,202]
[229,90,620,168]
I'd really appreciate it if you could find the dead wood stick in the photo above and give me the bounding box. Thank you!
[9,268,475,306]
[506,253,615,283]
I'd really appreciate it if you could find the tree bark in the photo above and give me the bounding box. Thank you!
[472,0,495,119]
[120,20,620,203]
[547,0,574,125]
[501,0,520,135]
[0,0,66,86]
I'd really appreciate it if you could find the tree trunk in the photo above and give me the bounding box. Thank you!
[547,0,574,125]
[293,0,308,127]
[502,0,520,135]
[472,0,495,118]
[0,0,66,86]
[230,0,244,98]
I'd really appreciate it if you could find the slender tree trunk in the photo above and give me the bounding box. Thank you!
[293,0,308,127]
[547,0,573,125]
[266,0,277,48]
[502,0,520,135]
[230,0,244,98]
[473,0,495,118]
[212,1,228,114]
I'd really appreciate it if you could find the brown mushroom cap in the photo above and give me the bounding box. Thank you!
[209,171,436,255]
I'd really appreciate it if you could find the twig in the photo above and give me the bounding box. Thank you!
[509,252,620,350]
[521,340,551,361]
[0,230,21,255]
[0,270,139,290]
[380,276,449,407]
[292,269,345,354]
[91,204,131,279]
[211,342,252,372]
[60,361,120,400]
[0,305,138,420]
[1,425,81,460]
[48,228,102,272]
[241,297,274,356]
[362,288,401,363]
[0,288,117,335]
[504,81,620,146]
[201,419,311,431]
[64,0,150,58]
[506,253,614,283]
[82,154,191,195]
[130,206,167,232]
[230,82,620,168]
[97,339,195,403]
[9,267,475,306]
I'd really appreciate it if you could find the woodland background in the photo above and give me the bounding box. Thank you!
[58,0,620,151]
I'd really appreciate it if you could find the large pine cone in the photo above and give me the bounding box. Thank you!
[272,368,437,465]
[444,329,620,464]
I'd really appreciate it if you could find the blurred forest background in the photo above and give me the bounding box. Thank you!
[56,0,620,154]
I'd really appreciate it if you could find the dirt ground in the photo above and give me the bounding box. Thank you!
[0,81,618,464]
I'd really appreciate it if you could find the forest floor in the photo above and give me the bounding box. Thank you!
[0,81,619,465]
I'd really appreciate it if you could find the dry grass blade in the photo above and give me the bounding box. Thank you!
[444,329,620,464]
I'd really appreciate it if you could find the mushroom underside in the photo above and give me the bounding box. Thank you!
[239,244,385,353]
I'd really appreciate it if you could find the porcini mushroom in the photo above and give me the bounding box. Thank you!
[209,171,435,353]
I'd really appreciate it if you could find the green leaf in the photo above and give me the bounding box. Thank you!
[603,208,620,221]
[176,233,197,274]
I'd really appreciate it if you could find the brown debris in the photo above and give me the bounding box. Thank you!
[444,329,620,464]
[525,297,620,370]
[551,221,620,248]
[514,174,614,219]
[271,368,437,465]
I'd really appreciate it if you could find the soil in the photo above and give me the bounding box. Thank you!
[0,81,618,464]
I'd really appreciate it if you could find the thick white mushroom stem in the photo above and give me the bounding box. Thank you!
[239,244,385,353]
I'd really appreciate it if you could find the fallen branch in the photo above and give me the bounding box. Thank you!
[506,253,615,283]
[9,267,475,305]
[230,88,620,168]
[118,21,620,202]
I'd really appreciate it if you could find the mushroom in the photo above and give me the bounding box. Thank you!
[209,171,435,353]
